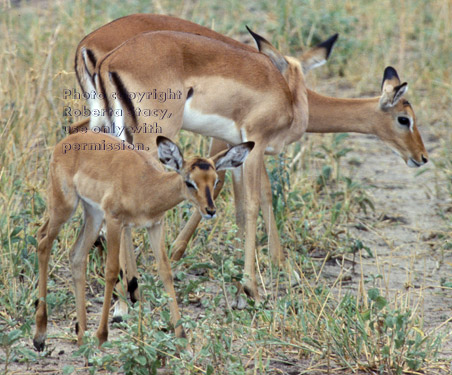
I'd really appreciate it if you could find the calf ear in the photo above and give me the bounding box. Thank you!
[246,26,288,74]
[300,33,339,74]
[380,66,408,109]
[212,142,255,171]
[157,136,184,173]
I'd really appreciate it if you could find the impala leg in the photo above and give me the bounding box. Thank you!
[242,147,264,301]
[231,165,246,243]
[96,218,121,346]
[70,202,103,346]
[34,200,78,351]
[34,219,60,351]
[171,138,228,261]
[124,229,140,304]
[148,221,185,340]
[113,227,140,321]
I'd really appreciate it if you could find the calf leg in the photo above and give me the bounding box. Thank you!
[70,202,104,346]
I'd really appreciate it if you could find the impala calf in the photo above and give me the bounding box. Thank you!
[33,132,253,351]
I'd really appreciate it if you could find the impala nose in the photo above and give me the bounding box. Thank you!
[421,154,428,164]
[205,208,216,218]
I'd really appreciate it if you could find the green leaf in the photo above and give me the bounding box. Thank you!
[367,288,379,301]
[63,365,76,374]
[206,364,214,375]
[27,235,38,247]
[7,329,22,344]
[135,355,147,366]
[375,296,388,310]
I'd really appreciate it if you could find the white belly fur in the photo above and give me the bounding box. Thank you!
[182,98,242,144]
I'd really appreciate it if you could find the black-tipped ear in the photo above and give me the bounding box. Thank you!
[316,33,339,60]
[246,26,288,74]
[157,136,184,172]
[381,66,401,90]
[299,33,339,73]
[246,26,267,49]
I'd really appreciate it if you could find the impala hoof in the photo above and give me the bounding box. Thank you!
[33,336,46,352]
[231,295,248,310]
[111,316,123,324]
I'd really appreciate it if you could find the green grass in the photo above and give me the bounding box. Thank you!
[1,0,451,374]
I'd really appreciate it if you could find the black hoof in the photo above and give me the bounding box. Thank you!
[128,277,139,303]
[33,338,45,352]
[111,316,123,324]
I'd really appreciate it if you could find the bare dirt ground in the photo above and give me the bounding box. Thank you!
[320,130,452,357]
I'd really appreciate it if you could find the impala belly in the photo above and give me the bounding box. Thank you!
[182,97,242,145]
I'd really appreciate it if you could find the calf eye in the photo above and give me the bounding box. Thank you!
[185,181,196,189]
[397,116,410,127]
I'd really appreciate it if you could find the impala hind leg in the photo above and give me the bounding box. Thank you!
[70,202,104,346]
[34,200,78,351]
[113,227,140,322]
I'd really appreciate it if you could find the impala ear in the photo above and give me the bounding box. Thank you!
[380,67,408,109]
[157,136,184,173]
[300,33,339,74]
[246,26,288,74]
[212,142,255,171]
[381,66,401,90]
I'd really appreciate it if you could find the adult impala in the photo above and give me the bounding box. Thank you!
[75,14,336,124]
[33,131,253,351]
[72,15,427,305]
[89,28,318,303]
[172,66,428,262]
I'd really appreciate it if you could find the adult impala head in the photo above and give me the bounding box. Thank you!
[377,66,428,167]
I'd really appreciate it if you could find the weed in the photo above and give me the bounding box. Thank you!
[0,0,450,373]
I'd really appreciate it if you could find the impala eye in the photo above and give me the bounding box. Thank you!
[185,181,196,189]
[397,116,411,127]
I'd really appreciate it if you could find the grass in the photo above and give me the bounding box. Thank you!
[1,0,451,373]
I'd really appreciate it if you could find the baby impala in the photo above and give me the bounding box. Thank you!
[33,131,253,351]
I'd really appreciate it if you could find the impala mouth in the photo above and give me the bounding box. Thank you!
[202,213,216,220]
[407,158,423,168]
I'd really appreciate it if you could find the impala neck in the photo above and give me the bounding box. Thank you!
[143,170,186,215]
[307,89,381,134]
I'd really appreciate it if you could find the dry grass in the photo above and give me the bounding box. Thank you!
[0,0,451,374]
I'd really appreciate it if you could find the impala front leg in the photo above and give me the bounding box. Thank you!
[171,138,228,261]
[242,146,264,301]
[96,218,121,346]
[148,221,185,340]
